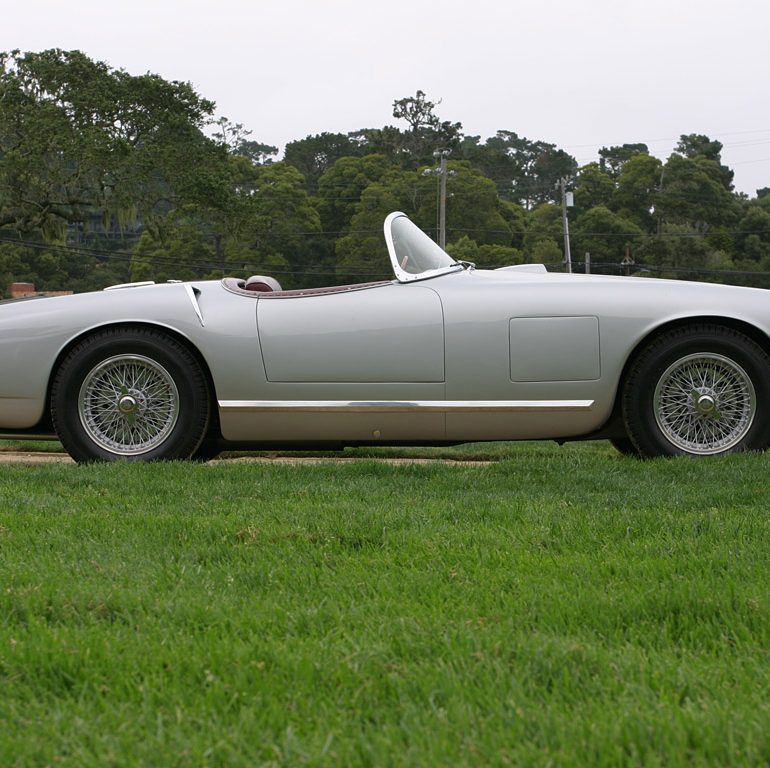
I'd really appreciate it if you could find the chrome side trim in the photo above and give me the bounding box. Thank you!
[0,432,58,440]
[219,400,594,413]
[184,284,205,327]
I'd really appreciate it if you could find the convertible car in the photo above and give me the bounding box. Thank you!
[1,212,769,462]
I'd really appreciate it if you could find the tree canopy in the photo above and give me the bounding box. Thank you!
[2,49,769,296]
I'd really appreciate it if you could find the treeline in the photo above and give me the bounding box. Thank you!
[1,49,769,296]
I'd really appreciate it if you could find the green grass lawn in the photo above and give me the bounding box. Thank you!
[1,442,769,767]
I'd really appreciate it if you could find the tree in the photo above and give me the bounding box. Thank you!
[639,223,734,281]
[390,90,462,166]
[573,206,643,264]
[598,143,649,178]
[674,134,733,190]
[611,153,663,230]
[675,134,723,163]
[734,205,770,263]
[284,132,361,186]
[211,116,251,152]
[461,131,577,209]
[531,239,562,265]
[391,90,442,132]
[529,145,578,206]
[441,162,513,247]
[131,162,321,288]
[348,91,462,169]
[335,161,512,281]
[476,243,525,267]
[234,140,278,166]
[458,133,517,193]
[0,241,68,295]
[334,171,409,282]
[241,162,322,283]
[445,236,524,268]
[444,235,479,263]
[498,201,527,250]
[316,154,393,234]
[346,126,404,165]
[657,154,738,228]
[130,208,217,283]
[574,163,615,212]
[523,204,563,258]
[0,49,231,238]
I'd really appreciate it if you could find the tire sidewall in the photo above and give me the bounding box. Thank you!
[52,330,210,462]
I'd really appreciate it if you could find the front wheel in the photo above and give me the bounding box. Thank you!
[622,325,770,457]
[51,328,211,462]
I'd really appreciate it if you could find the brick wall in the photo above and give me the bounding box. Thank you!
[6,283,74,299]
[9,282,36,298]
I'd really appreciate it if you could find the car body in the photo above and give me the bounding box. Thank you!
[1,211,769,461]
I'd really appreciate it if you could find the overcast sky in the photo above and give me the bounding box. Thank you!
[5,0,769,195]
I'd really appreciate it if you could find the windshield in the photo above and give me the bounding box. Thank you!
[384,212,462,283]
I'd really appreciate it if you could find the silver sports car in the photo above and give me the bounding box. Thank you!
[1,212,769,462]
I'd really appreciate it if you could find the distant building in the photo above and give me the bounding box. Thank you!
[9,282,36,298]
[8,282,73,299]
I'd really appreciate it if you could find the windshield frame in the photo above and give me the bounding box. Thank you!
[384,211,463,283]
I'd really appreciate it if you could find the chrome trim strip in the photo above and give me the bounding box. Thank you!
[219,400,594,413]
[0,432,58,440]
[184,284,205,327]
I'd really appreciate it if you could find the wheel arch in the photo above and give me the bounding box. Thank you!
[605,315,770,431]
[622,315,770,379]
[46,322,221,439]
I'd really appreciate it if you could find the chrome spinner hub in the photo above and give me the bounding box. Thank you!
[118,393,139,415]
[695,392,716,416]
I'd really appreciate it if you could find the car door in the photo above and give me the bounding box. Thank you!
[258,283,443,384]
[240,282,447,443]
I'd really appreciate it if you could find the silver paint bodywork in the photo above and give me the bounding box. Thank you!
[2,213,770,448]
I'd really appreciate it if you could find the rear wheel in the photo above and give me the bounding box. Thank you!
[51,328,210,462]
[622,325,770,457]
[190,437,222,462]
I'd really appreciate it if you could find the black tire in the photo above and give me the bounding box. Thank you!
[190,437,221,462]
[622,324,770,457]
[610,437,641,457]
[51,327,210,463]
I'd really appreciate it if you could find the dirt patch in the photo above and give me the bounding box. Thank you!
[0,451,74,465]
[0,451,493,466]
[213,456,494,466]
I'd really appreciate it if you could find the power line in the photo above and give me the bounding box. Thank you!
[4,234,770,283]
[3,227,770,261]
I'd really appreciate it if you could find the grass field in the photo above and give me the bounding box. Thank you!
[1,441,769,767]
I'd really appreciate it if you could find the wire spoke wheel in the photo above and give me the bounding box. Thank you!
[52,328,211,463]
[653,352,756,455]
[623,325,770,458]
[78,354,180,455]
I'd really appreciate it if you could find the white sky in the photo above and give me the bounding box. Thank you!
[4,0,770,195]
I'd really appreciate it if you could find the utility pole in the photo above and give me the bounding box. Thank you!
[557,177,573,273]
[622,243,635,277]
[423,149,453,249]
[437,150,448,250]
